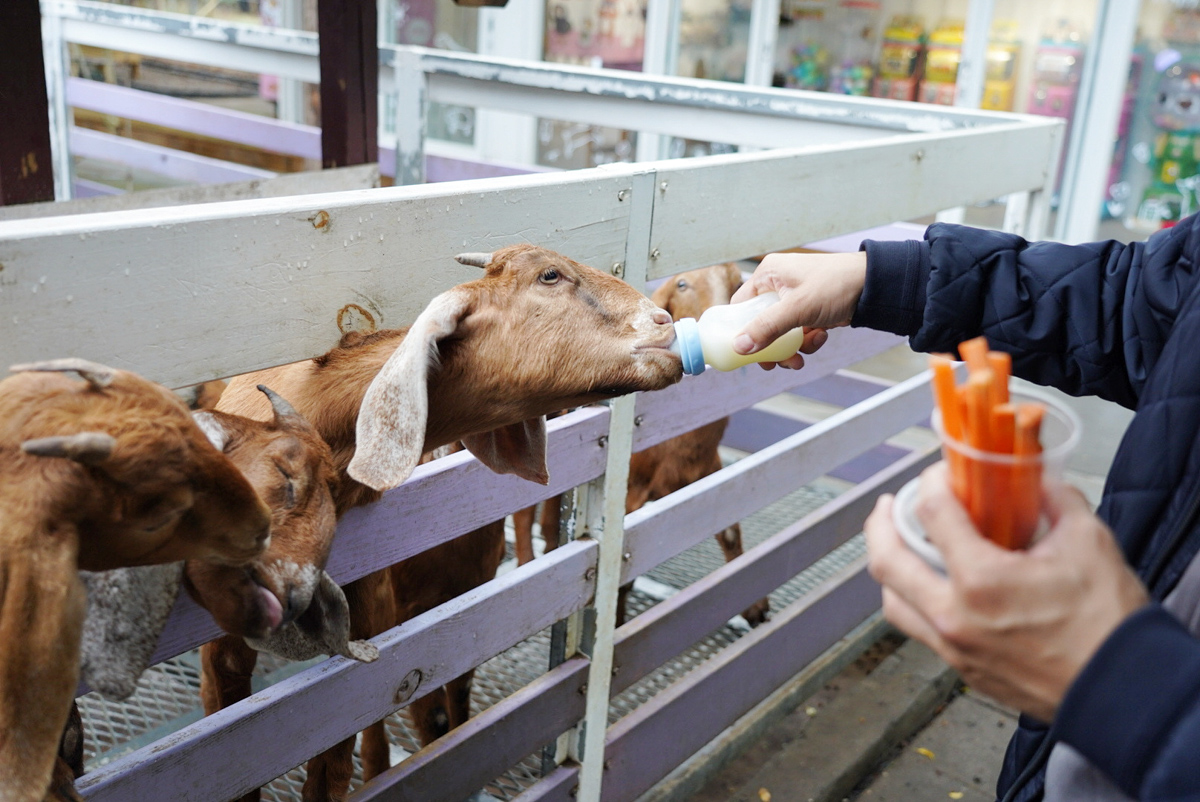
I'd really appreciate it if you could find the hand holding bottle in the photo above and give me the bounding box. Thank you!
[731,251,868,370]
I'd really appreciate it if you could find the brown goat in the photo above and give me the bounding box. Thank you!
[214,244,681,801]
[0,360,271,802]
[514,264,770,627]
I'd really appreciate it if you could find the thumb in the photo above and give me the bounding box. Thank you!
[734,300,803,355]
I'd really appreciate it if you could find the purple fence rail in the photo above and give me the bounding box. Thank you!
[66,77,552,184]
[349,446,937,802]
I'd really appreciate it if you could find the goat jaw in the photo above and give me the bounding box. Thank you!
[22,432,117,465]
[9,358,117,389]
[454,252,493,268]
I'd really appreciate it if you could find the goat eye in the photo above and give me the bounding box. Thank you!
[539,269,560,285]
[676,279,688,290]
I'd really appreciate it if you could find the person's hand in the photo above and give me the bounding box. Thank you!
[864,462,1149,723]
[730,251,867,370]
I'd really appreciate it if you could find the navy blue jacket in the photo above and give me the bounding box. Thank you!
[856,215,1200,802]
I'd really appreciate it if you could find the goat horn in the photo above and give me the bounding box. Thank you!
[9,358,117,389]
[257,384,304,427]
[454,252,493,268]
[22,432,117,465]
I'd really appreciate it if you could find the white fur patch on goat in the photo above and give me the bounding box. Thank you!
[349,290,470,491]
[191,411,228,452]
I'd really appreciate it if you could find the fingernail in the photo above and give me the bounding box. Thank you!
[734,334,758,354]
[813,329,828,349]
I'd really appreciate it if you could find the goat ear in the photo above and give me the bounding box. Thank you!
[461,418,549,485]
[348,290,471,491]
[78,563,183,700]
[245,570,378,663]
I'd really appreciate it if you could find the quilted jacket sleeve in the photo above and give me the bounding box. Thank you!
[1052,604,1200,799]
[852,216,1200,409]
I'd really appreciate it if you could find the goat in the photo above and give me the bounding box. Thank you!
[513,264,770,627]
[215,244,681,801]
[58,386,357,802]
[190,386,383,755]
[0,359,271,802]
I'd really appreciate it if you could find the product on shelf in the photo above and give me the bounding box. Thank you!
[919,20,963,106]
[827,0,880,96]
[981,19,1020,111]
[1024,18,1087,196]
[1136,53,1200,226]
[1105,52,1144,220]
[872,15,924,101]
[776,0,831,90]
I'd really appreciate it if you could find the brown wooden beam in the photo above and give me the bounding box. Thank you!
[0,0,56,205]
[317,0,378,169]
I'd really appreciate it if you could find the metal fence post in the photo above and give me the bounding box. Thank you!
[572,169,658,801]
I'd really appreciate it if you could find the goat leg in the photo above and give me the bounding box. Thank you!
[714,523,770,627]
[199,637,262,802]
[512,505,537,565]
[302,571,393,801]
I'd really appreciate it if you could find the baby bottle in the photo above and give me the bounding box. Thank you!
[669,292,807,376]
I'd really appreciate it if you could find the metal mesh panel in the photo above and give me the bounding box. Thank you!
[79,472,865,801]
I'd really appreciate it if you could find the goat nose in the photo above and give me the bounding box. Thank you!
[652,309,672,326]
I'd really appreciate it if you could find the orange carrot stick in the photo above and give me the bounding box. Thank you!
[930,356,963,441]
[963,371,994,528]
[992,403,1016,454]
[1011,403,1047,549]
[958,336,990,375]
[988,351,1012,407]
[989,404,1017,548]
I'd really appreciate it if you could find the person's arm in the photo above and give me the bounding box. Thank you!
[1054,606,1200,799]
[857,217,1200,408]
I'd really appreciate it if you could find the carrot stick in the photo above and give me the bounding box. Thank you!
[958,336,991,375]
[930,356,963,441]
[988,351,1012,407]
[1011,403,1047,549]
[992,404,1016,455]
[963,371,994,528]
[989,404,1017,548]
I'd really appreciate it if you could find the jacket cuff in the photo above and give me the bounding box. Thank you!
[851,238,929,336]
[1055,604,1200,797]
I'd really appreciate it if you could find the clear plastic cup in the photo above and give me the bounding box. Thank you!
[893,386,1082,572]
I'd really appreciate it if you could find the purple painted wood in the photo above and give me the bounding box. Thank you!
[425,154,551,182]
[614,446,936,689]
[632,328,902,453]
[600,562,881,802]
[622,370,935,584]
[337,449,935,802]
[722,407,910,484]
[353,657,589,801]
[510,766,581,802]
[67,77,323,160]
[791,370,893,407]
[99,355,897,673]
[74,179,121,198]
[70,128,275,184]
[77,540,597,802]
